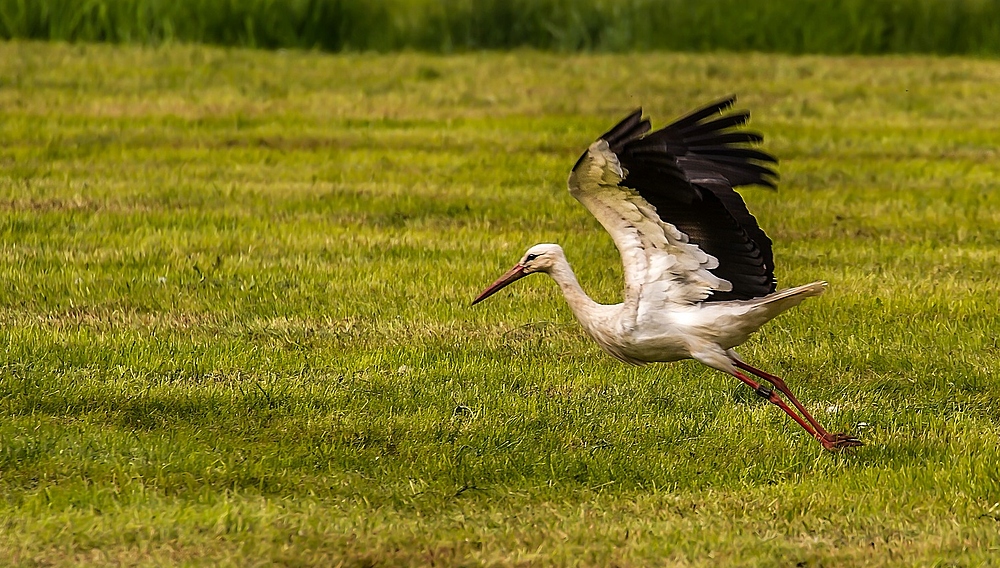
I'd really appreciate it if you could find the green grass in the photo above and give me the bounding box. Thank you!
[3,0,1000,55]
[2,41,1000,566]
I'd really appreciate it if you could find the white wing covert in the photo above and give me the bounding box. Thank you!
[569,139,732,307]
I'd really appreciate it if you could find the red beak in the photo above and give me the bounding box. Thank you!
[472,264,528,305]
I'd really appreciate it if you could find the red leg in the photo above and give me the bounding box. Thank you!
[734,360,863,450]
[731,370,821,442]
[734,360,830,436]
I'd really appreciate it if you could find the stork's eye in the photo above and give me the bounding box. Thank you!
[525,254,539,262]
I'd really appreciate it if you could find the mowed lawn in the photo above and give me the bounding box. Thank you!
[2,41,1000,566]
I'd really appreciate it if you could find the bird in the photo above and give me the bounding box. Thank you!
[472,95,862,451]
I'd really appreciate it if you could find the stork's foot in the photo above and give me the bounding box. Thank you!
[819,432,864,451]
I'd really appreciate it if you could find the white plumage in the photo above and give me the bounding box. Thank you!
[473,96,861,451]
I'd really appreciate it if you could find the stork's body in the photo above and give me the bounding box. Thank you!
[473,96,862,451]
[542,251,824,368]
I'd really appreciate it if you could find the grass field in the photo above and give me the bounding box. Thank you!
[2,41,1000,566]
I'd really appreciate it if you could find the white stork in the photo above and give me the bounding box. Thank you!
[473,96,862,451]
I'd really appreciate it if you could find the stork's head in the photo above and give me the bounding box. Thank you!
[471,243,562,305]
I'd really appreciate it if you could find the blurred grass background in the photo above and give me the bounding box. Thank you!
[2,41,1000,564]
[3,0,1000,55]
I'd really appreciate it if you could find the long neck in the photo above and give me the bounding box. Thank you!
[547,257,603,322]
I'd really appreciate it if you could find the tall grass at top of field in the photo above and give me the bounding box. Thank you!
[3,0,1000,55]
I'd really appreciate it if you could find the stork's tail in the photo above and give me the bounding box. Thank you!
[701,281,826,358]
[749,281,826,320]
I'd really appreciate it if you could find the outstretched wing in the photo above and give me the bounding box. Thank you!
[567,95,778,310]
